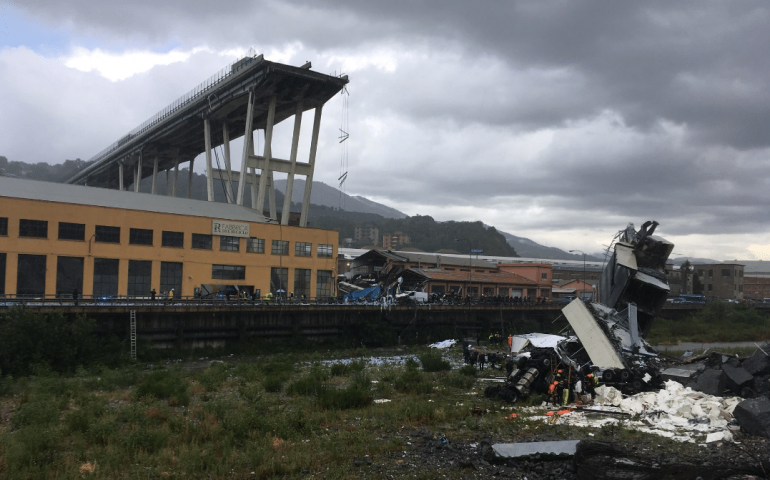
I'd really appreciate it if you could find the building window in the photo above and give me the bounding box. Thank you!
[128,260,152,297]
[271,240,289,255]
[93,258,119,297]
[697,269,704,276]
[294,268,311,298]
[316,270,333,298]
[219,236,240,252]
[449,285,462,293]
[17,254,46,296]
[708,284,713,291]
[95,225,120,243]
[160,261,183,294]
[499,287,509,296]
[129,228,153,246]
[19,219,48,238]
[317,244,333,258]
[483,287,495,296]
[270,267,288,294]
[295,242,312,257]
[708,269,713,277]
[56,256,83,297]
[192,233,212,250]
[212,264,246,280]
[739,271,743,277]
[431,285,446,294]
[0,217,7,236]
[721,269,730,277]
[247,237,264,253]
[162,231,184,248]
[541,273,548,281]
[444,267,455,271]
[58,222,85,241]
[468,286,479,296]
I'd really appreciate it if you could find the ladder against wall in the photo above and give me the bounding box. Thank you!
[130,310,137,361]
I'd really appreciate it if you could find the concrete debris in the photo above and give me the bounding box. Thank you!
[733,397,770,439]
[550,381,742,443]
[660,367,696,383]
[743,348,770,376]
[492,440,580,459]
[693,368,726,396]
[722,363,755,391]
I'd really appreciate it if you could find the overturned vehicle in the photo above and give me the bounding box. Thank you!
[486,221,673,403]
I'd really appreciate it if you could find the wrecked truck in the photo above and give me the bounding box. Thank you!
[486,221,672,403]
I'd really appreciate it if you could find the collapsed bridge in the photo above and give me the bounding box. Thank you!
[66,51,349,226]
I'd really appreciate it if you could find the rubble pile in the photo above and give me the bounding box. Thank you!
[482,220,770,444]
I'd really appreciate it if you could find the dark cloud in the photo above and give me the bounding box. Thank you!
[5,0,770,258]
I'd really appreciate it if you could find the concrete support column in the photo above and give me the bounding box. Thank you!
[222,123,234,203]
[151,156,159,195]
[236,90,255,206]
[204,118,214,202]
[249,132,258,210]
[135,153,142,193]
[171,158,179,197]
[118,163,124,191]
[256,95,277,215]
[300,105,323,227]
[282,100,304,225]
[187,158,194,199]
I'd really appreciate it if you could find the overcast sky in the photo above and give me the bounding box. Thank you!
[2,1,770,260]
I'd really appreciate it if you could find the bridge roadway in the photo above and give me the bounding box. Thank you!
[0,301,703,349]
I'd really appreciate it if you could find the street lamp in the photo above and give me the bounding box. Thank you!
[569,249,587,301]
[455,238,472,297]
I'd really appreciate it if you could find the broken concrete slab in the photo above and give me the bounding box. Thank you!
[722,364,754,391]
[742,350,770,376]
[492,440,580,459]
[693,368,725,396]
[733,397,770,439]
[660,367,695,383]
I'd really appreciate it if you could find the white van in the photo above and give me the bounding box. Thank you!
[396,291,429,303]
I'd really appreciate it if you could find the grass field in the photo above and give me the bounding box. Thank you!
[1,343,752,480]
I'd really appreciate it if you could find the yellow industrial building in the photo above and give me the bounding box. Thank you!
[0,177,337,300]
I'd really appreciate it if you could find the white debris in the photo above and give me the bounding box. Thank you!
[373,399,391,404]
[429,339,457,349]
[554,380,742,443]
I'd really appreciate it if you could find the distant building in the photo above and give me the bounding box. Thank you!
[666,263,693,297]
[693,263,744,300]
[354,226,379,246]
[551,263,602,286]
[382,231,410,250]
[346,249,550,298]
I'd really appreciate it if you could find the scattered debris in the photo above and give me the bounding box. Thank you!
[492,440,580,459]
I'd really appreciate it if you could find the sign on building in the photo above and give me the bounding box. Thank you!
[212,220,249,238]
[471,249,484,254]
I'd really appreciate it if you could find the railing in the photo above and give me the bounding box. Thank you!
[78,48,260,172]
[0,294,566,308]
[0,293,341,307]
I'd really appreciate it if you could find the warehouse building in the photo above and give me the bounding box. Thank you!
[0,177,337,300]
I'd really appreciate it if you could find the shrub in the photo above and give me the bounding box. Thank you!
[11,398,60,428]
[131,368,189,406]
[195,362,232,392]
[418,350,451,372]
[0,307,120,377]
[441,371,476,389]
[458,365,477,377]
[262,374,285,393]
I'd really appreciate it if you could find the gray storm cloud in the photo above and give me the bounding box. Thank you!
[4,0,770,258]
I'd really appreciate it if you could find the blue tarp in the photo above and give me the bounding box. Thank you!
[344,285,381,302]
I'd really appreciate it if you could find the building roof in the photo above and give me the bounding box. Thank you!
[0,176,271,224]
[413,268,539,286]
